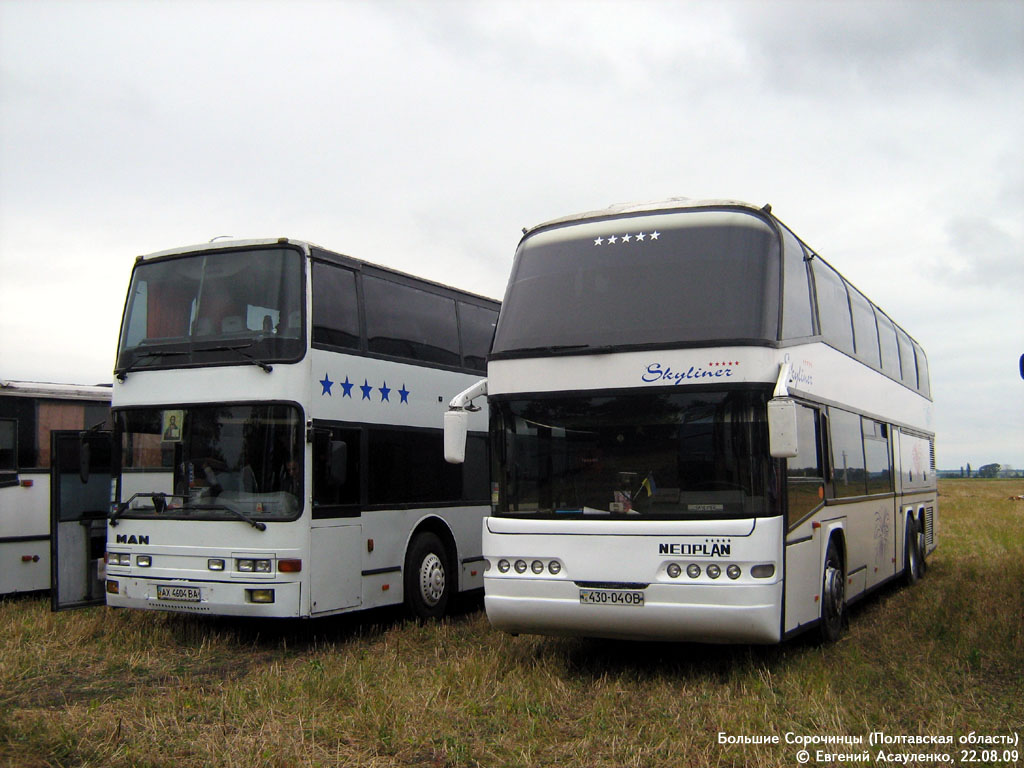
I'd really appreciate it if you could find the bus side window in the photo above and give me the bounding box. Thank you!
[0,418,17,487]
[829,408,866,497]
[811,259,855,356]
[786,405,823,529]
[312,427,361,509]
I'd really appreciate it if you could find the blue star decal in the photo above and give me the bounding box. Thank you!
[398,384,410,404]
[360,379,373,400]
[379,381,391,402]
[340,376,354,398]
[320,373,333,396]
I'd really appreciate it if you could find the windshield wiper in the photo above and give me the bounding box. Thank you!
[110,492,267,531]
[110,491,176,525]
[115,350,189,382]
[193,503,268,531]
[201,343,273,373]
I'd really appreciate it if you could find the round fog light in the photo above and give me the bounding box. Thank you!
[667,563,682,579]
[707,564,722,579]
[548,560,561,575]
[497,559,510,573]
[514,559,528,574]
[531,560,544,574]
[727,564,741,580]
[686,563,701,579]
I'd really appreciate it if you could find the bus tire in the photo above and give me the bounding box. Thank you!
[903,515,924,586]
[819,538,846,643]
[404,532,451,620]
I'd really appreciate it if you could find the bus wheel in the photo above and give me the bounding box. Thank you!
[903,516,924,586]
[819,539,846,643]
[405,532,451,620]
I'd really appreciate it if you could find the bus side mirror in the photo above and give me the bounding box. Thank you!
[329,440,347,486]
[444,410,468,464]
[767,397,799,459]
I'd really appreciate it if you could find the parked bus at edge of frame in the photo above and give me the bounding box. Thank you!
[103,238,499,619]
[445,198,937,644]
[0,378,112,603]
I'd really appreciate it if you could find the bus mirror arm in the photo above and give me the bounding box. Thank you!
[444,379,488,465]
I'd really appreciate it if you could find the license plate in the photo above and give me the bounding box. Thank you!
[579,588,645,607]
[156,585,202,602]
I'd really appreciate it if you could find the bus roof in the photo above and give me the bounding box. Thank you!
[522,198,771,239]
[0,379,112,401]
[135,238,500,306]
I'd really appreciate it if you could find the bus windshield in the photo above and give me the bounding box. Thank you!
[117,247,304,374]
[492,389,776,519]
[116,404,304,522]
[491,210,780,357]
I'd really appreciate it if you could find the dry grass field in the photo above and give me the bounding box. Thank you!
[1,479,1021,767]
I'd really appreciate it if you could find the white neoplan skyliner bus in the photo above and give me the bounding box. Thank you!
[446,199,937,643]
[106,238,498,618]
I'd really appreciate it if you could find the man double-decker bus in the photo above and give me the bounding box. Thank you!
[445,199,936,643]
[106,238,498,618]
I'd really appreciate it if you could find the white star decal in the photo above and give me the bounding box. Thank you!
[621,233,632,243]
[635,232,646,241]
[594,237,604,246]
[607,235,618,244]
[650,231,661,240]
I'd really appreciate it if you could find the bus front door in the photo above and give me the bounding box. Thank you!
[50,430,112,611]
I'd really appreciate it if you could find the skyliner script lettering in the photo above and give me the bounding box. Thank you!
[642,362,734,384]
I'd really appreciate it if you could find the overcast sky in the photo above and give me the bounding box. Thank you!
[1,0,1021,470]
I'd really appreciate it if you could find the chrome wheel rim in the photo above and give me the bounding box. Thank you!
[419,553,446,606]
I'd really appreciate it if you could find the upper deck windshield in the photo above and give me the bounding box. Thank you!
[493,389,776,520]
[117,246,304,374]
[491,209,780,357]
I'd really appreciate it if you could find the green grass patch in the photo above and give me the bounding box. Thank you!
[1,479,1020,766]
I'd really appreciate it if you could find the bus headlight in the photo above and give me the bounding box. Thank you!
[667,563,682,579]
[727,564,741,580]
[497,559,511,573]
[531,560,544,574]
[237,558,273,573]
[706,564,722,579]
[548,560,561,576]
[686,564,701,579]
[135,555,151,568]
[514,560,528,574]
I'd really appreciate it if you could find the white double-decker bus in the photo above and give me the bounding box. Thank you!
[106,238,498,619]
[446,199,936,643]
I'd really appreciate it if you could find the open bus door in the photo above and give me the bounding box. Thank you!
[50,430,112,610]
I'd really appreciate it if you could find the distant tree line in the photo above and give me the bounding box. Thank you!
[938,463,1023,479]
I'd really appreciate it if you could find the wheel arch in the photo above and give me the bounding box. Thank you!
[406,514,459,593]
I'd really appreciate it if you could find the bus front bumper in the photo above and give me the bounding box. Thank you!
[484,577,783,644]
[105,576,302,618]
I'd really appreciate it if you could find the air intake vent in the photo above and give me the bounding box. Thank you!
[925,506,936,548]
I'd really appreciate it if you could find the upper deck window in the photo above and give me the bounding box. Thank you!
[117,247,304,374]
[491,210,780,356]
